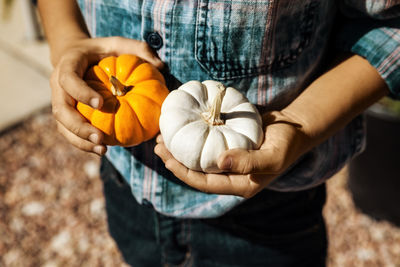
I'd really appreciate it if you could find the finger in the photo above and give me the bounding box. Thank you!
[165,158,261,198]
[156,134,163,144]
[154,143,261,197]
[154,142,172,163]
[56,56,104,109]
[51,65,105,144]
[250,173,277,188]
[56,122,107,156]
[107,37,165,69]
[52,92,104,144]
[154,143,202,187]
[217,148,283,175]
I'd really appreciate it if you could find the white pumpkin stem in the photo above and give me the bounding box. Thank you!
[110,76,133,96]
[202,83,226,126]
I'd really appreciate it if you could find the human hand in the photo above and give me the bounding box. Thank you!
[154,111,310,198]
[50,37,164,155]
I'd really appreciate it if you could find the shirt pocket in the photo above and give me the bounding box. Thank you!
[194,0,321,81]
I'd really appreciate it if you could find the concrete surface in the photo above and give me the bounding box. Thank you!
[0,0,52,132]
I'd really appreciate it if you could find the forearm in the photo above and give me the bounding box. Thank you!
[37,0,89,65]
[282,54,389,151]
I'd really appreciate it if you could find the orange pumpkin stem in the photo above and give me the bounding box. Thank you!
[110,76,133,96]
[202,83,226,126]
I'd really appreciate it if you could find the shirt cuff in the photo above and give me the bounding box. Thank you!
[335,19,400,99]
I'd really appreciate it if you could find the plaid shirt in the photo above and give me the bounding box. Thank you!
[78,0,400,218]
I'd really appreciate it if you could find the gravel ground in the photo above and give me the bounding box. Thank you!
[1,107,399,267]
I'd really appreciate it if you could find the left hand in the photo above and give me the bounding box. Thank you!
[154,111,310,198]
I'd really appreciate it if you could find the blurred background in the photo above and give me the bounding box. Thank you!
[0,1,400,266]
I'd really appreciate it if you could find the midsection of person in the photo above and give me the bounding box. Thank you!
[77,0,362,217]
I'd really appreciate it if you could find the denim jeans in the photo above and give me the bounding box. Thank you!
[100,157,327,267]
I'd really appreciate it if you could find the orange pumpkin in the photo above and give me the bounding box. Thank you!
[77,54,169,146]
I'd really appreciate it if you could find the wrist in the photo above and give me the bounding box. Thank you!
[281,55,388,149]
[263,110,312,157]
[37,0,91,66]
[49,35,89,66]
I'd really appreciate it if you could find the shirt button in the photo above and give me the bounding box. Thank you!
[146,32,163,50]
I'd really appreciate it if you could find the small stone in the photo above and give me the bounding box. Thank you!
[90,198,104,217]
[3,250,20,266]
[78,236,89,253]
[370,227,385,241]
[21,201,45,216]
[9,218,24,233]
[14,167,30,181]
[391,243,400,254]
[28,156,42,168]
[83,160,99,179]
[356,248,376,261]
[50,230,71,251]
[19,184,32,197]
[33,113,50,126]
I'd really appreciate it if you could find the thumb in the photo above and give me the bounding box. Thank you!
[217,148,280,174]
[106,37,165,69]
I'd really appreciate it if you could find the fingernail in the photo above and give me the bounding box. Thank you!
[90,98,100,109]
[220,157,232,170]
[88,133,100,144]
[93,145,105,155]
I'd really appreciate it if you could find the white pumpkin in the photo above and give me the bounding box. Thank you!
[159,80,264,173]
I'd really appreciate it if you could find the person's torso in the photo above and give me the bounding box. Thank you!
[78,0,364,218]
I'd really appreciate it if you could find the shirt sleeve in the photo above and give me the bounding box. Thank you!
[335,1,400,99]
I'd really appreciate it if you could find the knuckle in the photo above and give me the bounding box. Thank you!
[165,159,175,170]
[153,144,160,155]
[271,156,286,174]
[242,187,258,199]
[74,89,86,103]
[52,105,61,119]
[75,86,92,104]
[58,71,69,87]
[242,154,255,174]
[154,144,165,158]
[70,124,84,137]
[240,178,260,199]
[241,189,256,199]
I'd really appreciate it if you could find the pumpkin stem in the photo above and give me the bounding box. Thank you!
[202,83,226,126]
[110,76,133,96]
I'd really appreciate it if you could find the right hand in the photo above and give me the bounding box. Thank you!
[50,37,164,155]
